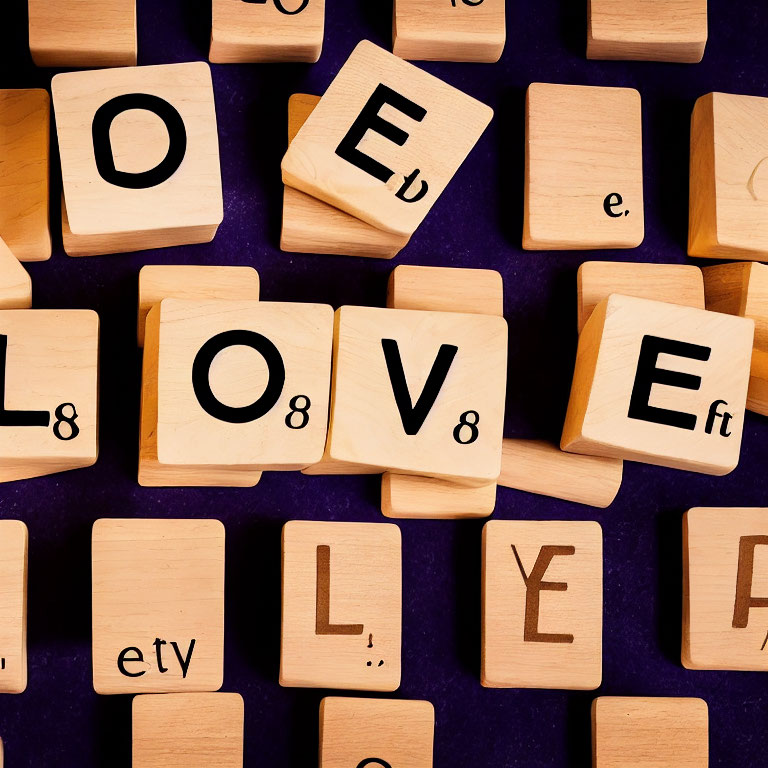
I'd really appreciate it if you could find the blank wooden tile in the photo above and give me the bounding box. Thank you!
[210,0,324,63]
[133,693,243,768]
[281,521,401,691]
[0,521,27,694]
[0,310,99,483]
[0,90,50,262]
[320,697,433,768]
[382,471,496,518]
[588,0,707,63]
[593,697,708,767]
[281,94,408,259]
[282,40,493,239]
[690,92,768,261]
[499,439,622,508]
[482,519,602,689]
[53,62,222,257]
[92,518,225,695]
[578,261,704,333]
[749,348,768,417]
[29,0,136,68]
[562,294,753,475]
[524,83,643,250]
[393,0,505,63]
[137,265,260,347]
[683,507,768,670]
[328,306,507,485]
[0,239,31,310]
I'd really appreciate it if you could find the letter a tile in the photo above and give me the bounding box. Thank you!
[281,521,401,691]
[482,520,602,689]
[0,521,27,694]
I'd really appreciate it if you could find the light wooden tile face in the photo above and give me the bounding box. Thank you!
[281,521,402,691]
[393,0,505,63]
[329,306,507,485]
[482,520,602,689]
[524,83,643,250]
[588,0,707,63]
[52,63,222,256]
[133,693,244,768]
[281,40,493,238]
[683,507,768,670]
[592,697,709,767]
[320,697,434,768]
[690,93,768,260]
[0,310,99,483]
[0,90,50,262]
[0,521,27,694]
[382,472,496,519]
[0,239,31,310]
[92,518,225,695]
[210,0,324,63]
[578,262,704,333]
[562,294,754,475]
[28,0,136,68]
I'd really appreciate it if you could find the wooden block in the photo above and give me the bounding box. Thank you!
[0,310,99,483]
[52,62,223,257]
[281,40,493,239]
[0,239,31,310]
[29,0,136,68]
[393,0,505,63]
[133,693,243,768]
[748,348,768,417]
[328,306,507,485]
[320,697,434,767]
[482,519,602,689]
[524,83,643,251]
[92,518,225,695]
[690,92,768,261]
[210,0,324,63]
[280,520,401,691]
[281,94,408,259]
[0,521,27,694]
[137,265,260,347]
[0,90,50,262]
[562,294,754,475]
[578,261,705,333]
[592,697,708,767]
[587,0,707,63]
[499,439,622,508]
[382,471,496,518]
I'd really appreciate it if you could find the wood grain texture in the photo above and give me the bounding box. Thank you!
[482,520,602,689]
[0,238,31,310]
[92,518,225,694]
[0,521,27,694]
[382,472,496,518]
[524,83,643,250]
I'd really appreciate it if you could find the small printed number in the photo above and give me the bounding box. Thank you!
[53,403,80,441]
[451,0,484,5]
[285,395,311,430]
[453,410,479,444]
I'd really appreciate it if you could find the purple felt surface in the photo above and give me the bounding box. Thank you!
[1,0,768,765]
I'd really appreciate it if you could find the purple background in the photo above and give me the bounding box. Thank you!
[1,0,768,764]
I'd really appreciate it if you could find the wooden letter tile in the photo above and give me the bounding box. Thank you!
[393,0,505,63]
[690,92,768,260]
[92,518,225,695]
[561,295,753,475]
[29,0,136,68]
[281,521,401,691]
[320,697,434,767]
[133,693,243,768]
[0,90,50,262]
[328,306,507,485]
[0,310,99,483]
[53,63,223,257]
[588,0,707,63]
[482,520,602,689]
[382,472,496,518]
[0,521,27,694]
[592,697,708,767]
[524,83,643,250]
[210,0,324,63]
[0,239,31,310]
[281,40,493,238]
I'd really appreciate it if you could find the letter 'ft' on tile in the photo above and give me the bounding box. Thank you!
[281,40,493,238]
[281,521,401,691]
[482,519,603,689]
[0,521,28,694]
[562,294,753,475]
[524,83,643,250]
